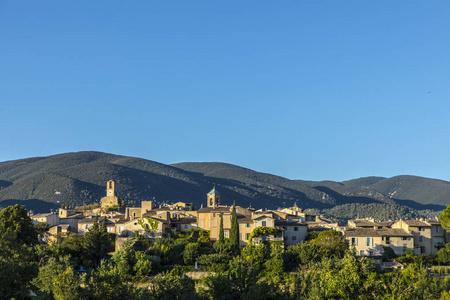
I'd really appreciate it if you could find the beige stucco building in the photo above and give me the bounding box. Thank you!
[196,188,310,246]
[345,227,413,256]
[58,208,84,232]
[392,219,448,255]
[31,212,60,226]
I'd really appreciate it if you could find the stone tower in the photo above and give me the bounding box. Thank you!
[106,180,116,197]
[207,186,221,208]
[101,180,119,209]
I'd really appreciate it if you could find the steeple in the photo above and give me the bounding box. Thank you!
[207,185,221,208]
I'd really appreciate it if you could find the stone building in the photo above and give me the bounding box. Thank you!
[392,219,449,255]
[100,180,119,209]
[31,212,60,226]
[345,227,414,256]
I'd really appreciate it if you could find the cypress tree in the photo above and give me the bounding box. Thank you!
[218,213,224,244]
[101,217,107,234]
[230,202,240,253]
[90,216,99,233]
[86,216,103,267]
[99,217,110,260]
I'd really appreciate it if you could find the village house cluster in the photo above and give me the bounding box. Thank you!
[30,180,448,257]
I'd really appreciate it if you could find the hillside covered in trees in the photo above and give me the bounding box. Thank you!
[0,152,447,220]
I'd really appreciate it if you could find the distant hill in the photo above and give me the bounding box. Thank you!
[0,152,448,215]
[342,175,450,210]
[342,176,387,187]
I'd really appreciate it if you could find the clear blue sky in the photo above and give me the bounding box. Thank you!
[1,1,450,182]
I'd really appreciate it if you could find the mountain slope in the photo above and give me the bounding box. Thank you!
[0,151,448,213]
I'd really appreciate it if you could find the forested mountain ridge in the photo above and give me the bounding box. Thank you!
[0,151,448,215]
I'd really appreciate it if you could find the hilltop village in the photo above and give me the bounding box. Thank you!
[5,179,450,299]
[31,180,448,257]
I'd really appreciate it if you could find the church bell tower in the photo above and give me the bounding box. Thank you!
[107,180,116,197]
[207,186,221,208]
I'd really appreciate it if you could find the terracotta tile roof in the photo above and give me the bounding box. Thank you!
[426,220,441,225]
[78,216,114,224]
[171,217,197,224]
[60,213,85,219]
[237,216,253,224]
[197,206,231,213]
[142,211,157,217]
[253,215,275,220]
[275,220,307,227]
[351,220,394,227]
[403,220,431,227]
[115,218,129,224]
[345,228,413,237]
[31,213,54,218]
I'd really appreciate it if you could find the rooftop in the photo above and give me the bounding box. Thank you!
[345,228,413,237]
[207,187,220,195]
[275,220,307,227]
[402,219,431,227]
[197,206,230,213]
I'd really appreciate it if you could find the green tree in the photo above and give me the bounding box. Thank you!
[85,216,111,267]
[382,246,397,262]
[0,205,39,298]
[88,260,141,299]
[230,202,240,253]
[0,204,38,245]
[183,242,200,265]
[436,243,450,264]
[35,222,51,242]
[189,203,194,211]
[52,266,80,300]
[0,236,38,299]
[218,213,224,244]
[134,251,153,278]
[65,200,70,209]
[441,205,450,232]
[311,230,348,258]
[149,272,197,300]
[33,256,69,294]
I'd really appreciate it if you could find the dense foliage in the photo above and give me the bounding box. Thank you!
[3,204,450,299]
